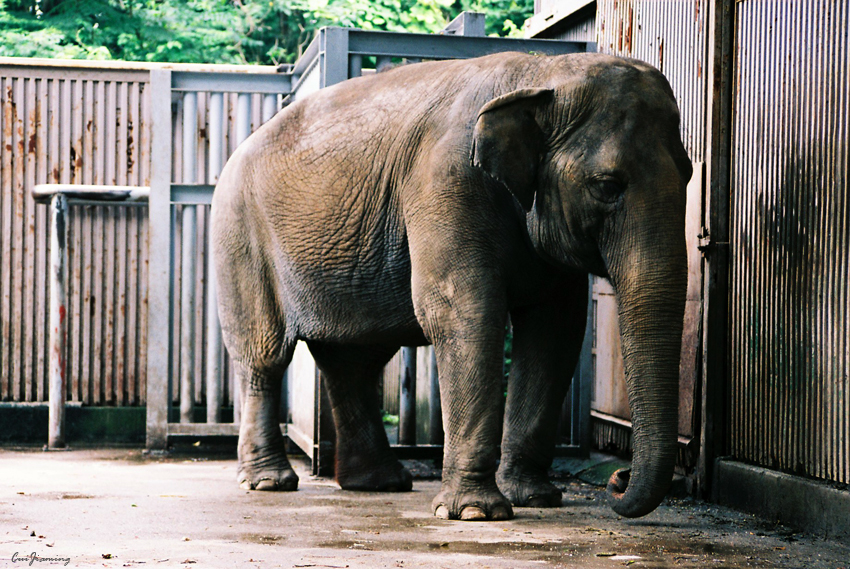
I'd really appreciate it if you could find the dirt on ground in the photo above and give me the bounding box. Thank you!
[1,447,848,568]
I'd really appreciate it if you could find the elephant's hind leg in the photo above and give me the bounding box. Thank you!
[234,357,298,491]
[308,342,413,492]
[497,275,588,507]
[214,223,297,492]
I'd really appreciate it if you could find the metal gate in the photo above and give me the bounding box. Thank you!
[144,20,594,475]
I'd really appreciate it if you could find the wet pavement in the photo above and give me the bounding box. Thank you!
[1,447,848,568]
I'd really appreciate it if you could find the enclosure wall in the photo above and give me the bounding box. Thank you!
[0,65,151,405]
[728,0,850,484]
[0,62,279,410]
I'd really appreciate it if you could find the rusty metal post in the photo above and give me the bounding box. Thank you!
[48,193,68,449]
[699,0,735,499]
[399,346,417,445]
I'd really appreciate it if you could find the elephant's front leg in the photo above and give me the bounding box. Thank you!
[424,292,514,521]
[497,275,588,507]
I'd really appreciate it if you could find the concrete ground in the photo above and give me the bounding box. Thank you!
[1,447,848,569]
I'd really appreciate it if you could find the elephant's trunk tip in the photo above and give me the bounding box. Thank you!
[606,468,668,518]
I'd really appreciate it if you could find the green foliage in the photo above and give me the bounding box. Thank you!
[382,412,399,426]
[0,0,534,64]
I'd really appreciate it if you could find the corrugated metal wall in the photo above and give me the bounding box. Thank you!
[729,0,850,484]
[0,65,151,405]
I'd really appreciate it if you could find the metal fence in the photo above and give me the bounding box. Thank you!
[728,0,850,485]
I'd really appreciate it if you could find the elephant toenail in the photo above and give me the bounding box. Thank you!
[491,506,513,520]
[460,506,488,521]
[434,505,450,519]
[526,497,549,508]
[239,480,253,491]
[255,478,278,491]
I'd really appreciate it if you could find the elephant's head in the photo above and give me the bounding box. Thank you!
[473,54,692,518]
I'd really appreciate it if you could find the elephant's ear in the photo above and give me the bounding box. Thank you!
[472,88,554,211]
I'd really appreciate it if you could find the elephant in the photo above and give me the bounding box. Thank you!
[211,51,692,521]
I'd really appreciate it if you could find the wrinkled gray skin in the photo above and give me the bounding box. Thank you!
[211,52,692,521]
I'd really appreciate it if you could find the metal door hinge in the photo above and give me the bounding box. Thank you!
[697,230,729,254]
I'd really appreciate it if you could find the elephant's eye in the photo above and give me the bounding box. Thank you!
[589,176,627,203]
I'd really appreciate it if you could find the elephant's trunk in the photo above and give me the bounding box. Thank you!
[603,216,687,518]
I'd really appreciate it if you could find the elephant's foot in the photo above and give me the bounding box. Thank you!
[431,477,514,521]
[237,451,299,491]
[336,453,413,492]
[496,463,562,507]
[237,422,299,491]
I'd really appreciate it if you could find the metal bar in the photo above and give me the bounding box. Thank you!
[700,0,734,499]
[206,92,224,425]
[33,184,150,203]
[346,28,585,59]
[314,370,336,477]
[34,78,49,404]
[321,27,351,88]
[348,55,363,79]
[230,92,252,426]
[179,91,198,424]
[262,94,277,122]
[171,184,215,205]
[399,346,417,446]
[168,424,239,436]
[443,11,486,37]
[171,72,291,94]
[236,93,252,144]
[428,346,443,445]
[146,69,173,449]
[376,56,393,72]
[180,205,197,423]
[47,193,67,449]
[208,93,224,183]
[578,275,594,453]
[292,35,321,77]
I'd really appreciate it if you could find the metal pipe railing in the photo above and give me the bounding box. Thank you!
[179,91,198,424]
[205,92,225,424]
[398,347,417,445]
[34,184,150,448]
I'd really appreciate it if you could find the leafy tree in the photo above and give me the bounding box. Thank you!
[0,0,534,64]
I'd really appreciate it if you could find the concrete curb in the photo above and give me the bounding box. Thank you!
[714,458,850,540]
